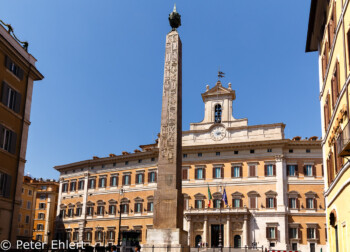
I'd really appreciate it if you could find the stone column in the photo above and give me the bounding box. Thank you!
[79,172,89,242]
[187,216,192,246]
[275,155,287,211]
[225,216,230,247]
[242,215,248,246]
[203,216,208,246]
[56,178,63,216]
[44,194,52,243]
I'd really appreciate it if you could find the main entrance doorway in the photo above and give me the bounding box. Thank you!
[234,235,241,248]
[211,224,224,248]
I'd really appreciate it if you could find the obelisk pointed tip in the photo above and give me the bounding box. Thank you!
[169,4,181,31]
[173,3,176,12]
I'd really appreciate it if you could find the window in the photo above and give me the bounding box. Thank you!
[95,230,103,241]
[86,207,93,216]
[195,200,204,209]
[195,167,205,180]
[231,166,241,178]
[198,153,202,157]
[234,150,239,155]
[304,165,314,176]
[36,235,42,242]
[249,165,256,177]
[151,157,155,162]
[62,183,68,192]
[99,177,106,188]
[215,104,222,123]
[88,179,96,189]
[39,203,46,209]
[26,201,31,209]
[233,199,241,208]
[306,149,311,153]
[123,174,131,185]
[183,154,187,158]
[76,207,82,216]
[78,180,84,190]
[265,164,275,176]
[41,185,47,190]
[306,198,315,209]
[60,209,66,218]
[307,228,316,239]
[289,198,297,209]
[134,202,142,213]
[292,243,298,250]
[73,231,79,241]
[266,227,277,239]
[287,165,297,176]
[148,171,156,183]
[84,231,92,241]
[1,172,13,198]
[113,162,117,167]
[147,202,154,212]
[182,168,188,180]
[5,56,24,79]
[289,149,293,153]
[216,152,220,156]
[97,206,104,216]
[136,173,144,184]
[249,197,257,209]
[102,164,105,168]
[0,125,17,154]
[289,228,298,239]
[110,176,118,187]
[68,208,74,217]
[213,199,222,208]
[266,197,276,208]
[28,190,32,196]
[250,149,255,154]
[121,204,129,214]
[109,205,116,215]
[70,181,76,191]
[138,159,142,163]
[107,230,115,241]
[38,213,45,219]
[25,215,29,224]
[125,161,129,165]
[39,194,46,200]
[267,149,272,152]
[213,167,222,179]
[37,224,44,231]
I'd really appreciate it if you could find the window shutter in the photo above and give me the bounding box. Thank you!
[306,228,310,239]
[314,198,317,209]
[95,231,98,241]
[203,168,206,179]
[88,180,91,188]
[303,165,307,175]
[322,164,324,177]
[195,169,198,179]
[140,203,143,212]
[329,21,334,46]
[336,61,340,97]
[239,166,242,178]
[312,165,316,177]
[288,198,291,208]
[154,172,157,182]
[273,165,276,176]
[274,198,277,209]
[332,76,337,108]
[122,175,125,185]
[116,176,119,186]
[212,167,215,178]
[109,205,112,214]
[5,56,12,70]
[1,82,9,105]
[126,204,129,213]
[287,165,290,176]
[266,227,269,238]
[0,124,4,146]
[147,202,150,211]
[9,131,17,155]
[221,167,224,178]
[148,172,151,182]
[322,55,327,79]
[17,67,24,80]
[182,169,187,180]
[266,198,268,208]
[195,200,198,209]
[275,227,278,239]
[142,173,144,183]
[231,166,234,178]
[295,165,299,176]
[333,3,337,29]
[240,199,242,208]
[134,203,137,212]
[264,165,267,176]
[4,174,11,198]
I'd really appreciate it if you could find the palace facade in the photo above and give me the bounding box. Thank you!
[306,0,350,251]
[55,81,326,251]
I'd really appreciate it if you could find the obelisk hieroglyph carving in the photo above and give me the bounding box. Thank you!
[153,4,183,230]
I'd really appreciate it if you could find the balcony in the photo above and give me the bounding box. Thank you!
[337,121,350,157]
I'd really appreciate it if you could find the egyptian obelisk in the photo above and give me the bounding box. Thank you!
[145,5,188,252]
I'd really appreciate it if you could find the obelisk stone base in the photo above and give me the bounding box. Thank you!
[143,228,189,252]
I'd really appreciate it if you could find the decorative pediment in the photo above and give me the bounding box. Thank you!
[134,197,144,203]
[201,81,235,102]
[86,201,94,206]
[121,197,130,204]
[194,193,206,200]
[212,192,222,199]
[265,190,277,196]
[247,191,260,197]
[97,200,105,205]
[108,199,117,204]
[288,191,300,198]
[231,191,244,199]
[305,191,317,197]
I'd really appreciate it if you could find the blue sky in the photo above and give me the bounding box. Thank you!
[1,1,320,179]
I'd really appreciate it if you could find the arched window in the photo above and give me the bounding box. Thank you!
[215,104,222,123]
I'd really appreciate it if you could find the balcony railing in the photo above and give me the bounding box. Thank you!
[337,121,350,156]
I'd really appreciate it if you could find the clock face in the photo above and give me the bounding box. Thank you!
[210,126,226,141]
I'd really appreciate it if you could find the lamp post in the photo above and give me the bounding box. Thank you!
[117,188,124,248]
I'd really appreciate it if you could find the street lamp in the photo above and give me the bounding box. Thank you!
[117,188,124,248]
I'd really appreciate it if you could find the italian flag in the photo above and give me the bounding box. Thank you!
[207,185,212,207]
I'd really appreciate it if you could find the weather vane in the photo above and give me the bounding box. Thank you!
[218,68,225,80]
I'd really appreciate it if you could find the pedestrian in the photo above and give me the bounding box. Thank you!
[111,245,117,252]
[134,244,141,251]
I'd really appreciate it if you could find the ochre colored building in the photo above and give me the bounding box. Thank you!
[306,0,350,251]
[0,20,43,243]
[18,176,59,244]
[55,82,327,251]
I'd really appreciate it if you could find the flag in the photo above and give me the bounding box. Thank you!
[222,188,228,206]
[207,185,212,207]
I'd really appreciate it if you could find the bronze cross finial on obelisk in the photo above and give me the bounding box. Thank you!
[145,5,188,252]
